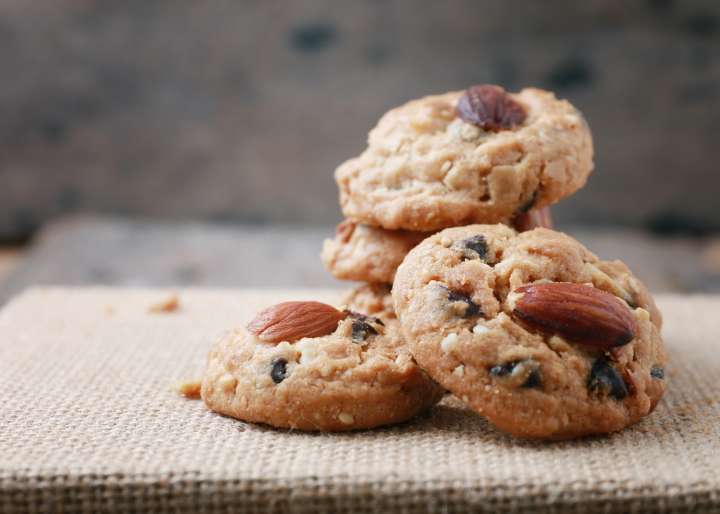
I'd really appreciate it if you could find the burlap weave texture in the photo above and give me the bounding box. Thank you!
[1,288,719,514]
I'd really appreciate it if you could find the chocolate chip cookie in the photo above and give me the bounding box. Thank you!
[392,224,666,439]
[336,85,593,231]
[201,286,443,431]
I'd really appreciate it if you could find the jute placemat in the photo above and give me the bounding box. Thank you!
[1,288,719,514]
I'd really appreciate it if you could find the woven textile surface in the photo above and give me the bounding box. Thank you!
[1,288,719,514]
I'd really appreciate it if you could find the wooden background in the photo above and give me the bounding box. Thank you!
[1,0,718,242]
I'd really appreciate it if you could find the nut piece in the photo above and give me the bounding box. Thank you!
[335,220,356,243]
[247,301,348,343]
[456,84,527,131]
[512,207,554,232]
[512,283,637,349]
[173,379,201,399]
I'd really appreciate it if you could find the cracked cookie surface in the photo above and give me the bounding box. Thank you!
[201,285,443,431]
[335,86,593,231]
[392,224,666,439]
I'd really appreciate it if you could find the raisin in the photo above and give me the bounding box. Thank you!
[270,358,288,384]
[345,311,382,342]
[351,320,378,342]
[489,360,542,389]
[650,366,665,379]
[522,369,543,389]
[447,290,481,318]
[587,358,628,400]
[455,235,488,261]
[346,310,384,326]
[456,84,527,131]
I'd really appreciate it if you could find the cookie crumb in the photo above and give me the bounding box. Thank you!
[174,379,201,399]
[149,294,180,314]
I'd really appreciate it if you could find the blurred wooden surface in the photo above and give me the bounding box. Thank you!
[0,1,718,242]
[1,215,719,305]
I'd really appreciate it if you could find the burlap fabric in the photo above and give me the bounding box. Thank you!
[1,288,719,514]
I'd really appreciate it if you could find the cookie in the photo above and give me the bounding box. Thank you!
[201,286,443,431]
[322,208,552,284]
[322,221,430,284]
[392,224,666,439]
[336,85,593,231]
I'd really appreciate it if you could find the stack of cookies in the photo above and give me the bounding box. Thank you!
[200,85,667,440]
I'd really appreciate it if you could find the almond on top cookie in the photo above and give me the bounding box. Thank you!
[392,224,665,440]
[201,285,444,431]
[336,85,593,231]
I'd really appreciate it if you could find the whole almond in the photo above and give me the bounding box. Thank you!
[247,301,347,343]
[512,283,637,349]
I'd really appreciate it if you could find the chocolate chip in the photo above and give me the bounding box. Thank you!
[447,290,481,318]
[650,366,665,379]
[489,360,542,389]
[587,358,628,400]
[270,358,288,384]
[351,320,378,343]
[455,235,488,261]
[456,84,527,131]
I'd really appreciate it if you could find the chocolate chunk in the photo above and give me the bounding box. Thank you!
[447,290,481,318]
[489,360,542,389]
[456,84,527,131]
[270,358,288,384]
[456,235,488,261]
[587,358,628,400]
[351,320,378,343]
[650,366,665,379]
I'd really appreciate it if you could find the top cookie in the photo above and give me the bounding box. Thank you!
[336,85,593,231]
[393,225,665,439]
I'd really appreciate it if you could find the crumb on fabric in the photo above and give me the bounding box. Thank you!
[149,294,180,314]
[174,379,201,399]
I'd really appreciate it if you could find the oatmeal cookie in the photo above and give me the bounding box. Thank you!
[336,85,592,231]
[392,224,665,439]
[201,287,443,431]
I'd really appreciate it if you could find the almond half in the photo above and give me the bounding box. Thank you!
[512,282,637,349]
[247,301,347,343]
